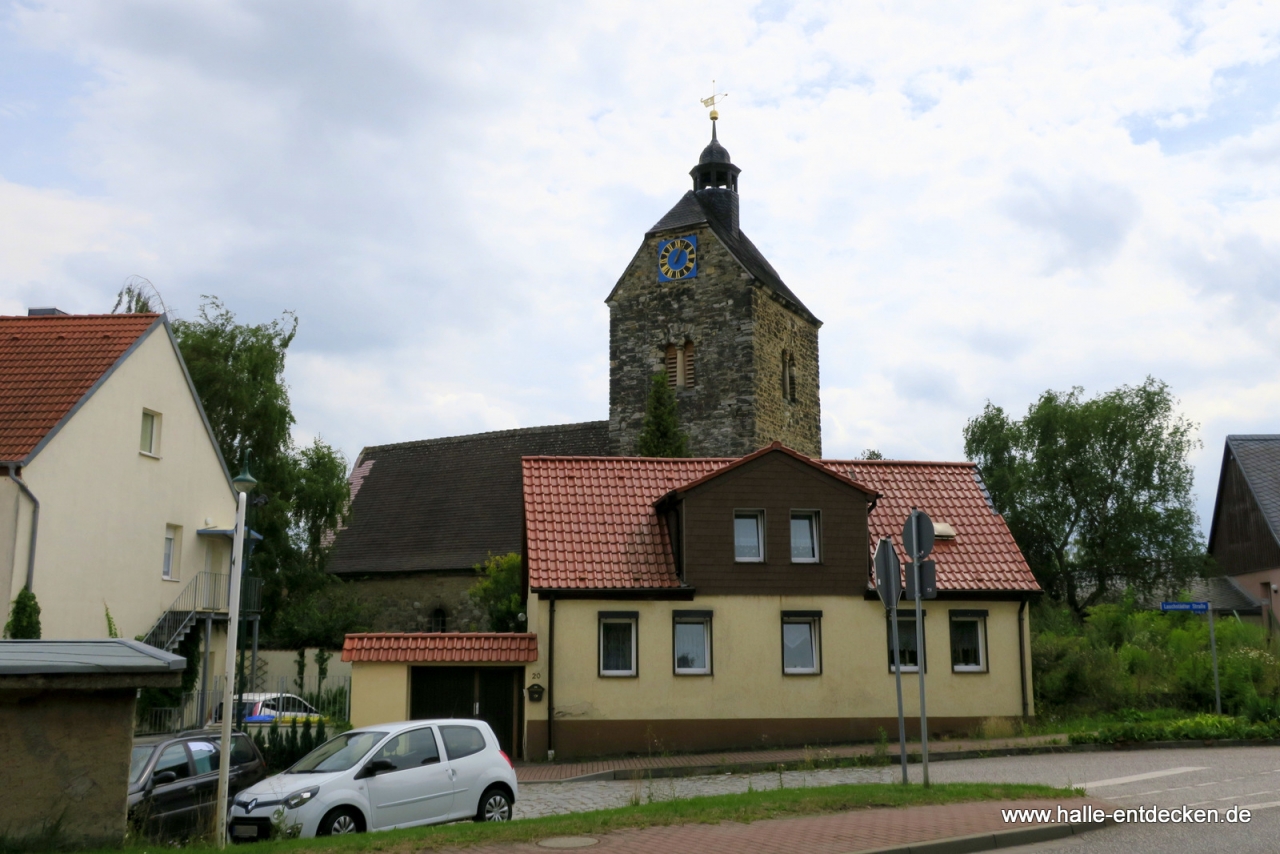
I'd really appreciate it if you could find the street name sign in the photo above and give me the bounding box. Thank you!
[1161,601,1208,614]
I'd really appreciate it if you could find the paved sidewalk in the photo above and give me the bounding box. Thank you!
[515,734,1069,782]
[443,798,1114,854]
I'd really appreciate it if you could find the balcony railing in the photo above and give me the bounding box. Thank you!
[141,571,264,652]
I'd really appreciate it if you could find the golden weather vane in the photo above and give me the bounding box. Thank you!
[700,80,728,121]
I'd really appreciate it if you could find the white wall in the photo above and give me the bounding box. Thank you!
[8,324,238,640]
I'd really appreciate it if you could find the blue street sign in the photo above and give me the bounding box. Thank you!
[1161,601,1209,614]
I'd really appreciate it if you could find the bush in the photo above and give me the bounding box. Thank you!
[3,588,41,639]
[1069,713,1280,745]
[1033,597,1280,717]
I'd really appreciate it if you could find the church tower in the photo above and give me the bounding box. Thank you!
[606,118,822,458]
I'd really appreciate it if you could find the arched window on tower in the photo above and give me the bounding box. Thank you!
[782,351,797,403]
[429,608,448,633]
[666,342,696,390]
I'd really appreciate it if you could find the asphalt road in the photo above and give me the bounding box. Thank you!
[910,745,1280,853]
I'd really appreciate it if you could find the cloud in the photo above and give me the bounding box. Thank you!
[2,0,1280,534]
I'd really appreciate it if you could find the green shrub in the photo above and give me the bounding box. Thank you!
[3,588,41,639]
[1069,713,1280,745]
[1033,598,1279,718]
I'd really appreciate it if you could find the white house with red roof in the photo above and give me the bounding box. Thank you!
[0,311,243,652]
[344,443,1040,760]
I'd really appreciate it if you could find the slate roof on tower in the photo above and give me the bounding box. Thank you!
[522,447,1040,594]
[327,421,611,576]
[638,190,819,327]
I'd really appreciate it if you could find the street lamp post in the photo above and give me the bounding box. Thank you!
[215,459,256,847]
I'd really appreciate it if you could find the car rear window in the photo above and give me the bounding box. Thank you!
[231,734,257,764]
[440,725,486,760]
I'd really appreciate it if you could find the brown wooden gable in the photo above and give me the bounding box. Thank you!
[673,448,870,596]
[1210,448,1280,576]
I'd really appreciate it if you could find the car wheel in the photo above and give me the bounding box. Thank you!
[476,787,512,822]
[317,806,364,836]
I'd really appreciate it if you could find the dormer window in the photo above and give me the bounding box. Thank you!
[666,342,696,390]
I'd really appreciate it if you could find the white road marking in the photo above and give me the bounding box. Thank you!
[1083,767,1208,789]
[1238,800,1280,812]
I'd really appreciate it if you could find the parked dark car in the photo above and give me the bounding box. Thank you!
[128,730,266,840]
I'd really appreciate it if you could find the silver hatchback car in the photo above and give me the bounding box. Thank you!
[228,719,518,840]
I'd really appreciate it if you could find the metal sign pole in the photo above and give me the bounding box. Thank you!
[913,510,929,787]
[1208,601,1221,715]
[890,600,908,784]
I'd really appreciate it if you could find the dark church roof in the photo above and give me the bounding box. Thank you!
[1207,435,1280,577]
[327,421,610,576]
[646,190,820,326]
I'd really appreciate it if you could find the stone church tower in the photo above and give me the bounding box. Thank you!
[606,120,822,458]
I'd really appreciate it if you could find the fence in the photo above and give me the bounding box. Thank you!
[135,674,350,736]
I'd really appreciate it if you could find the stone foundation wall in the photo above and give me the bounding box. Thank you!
[343,572,487,633]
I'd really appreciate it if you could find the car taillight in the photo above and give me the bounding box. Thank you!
[499,750,513,769]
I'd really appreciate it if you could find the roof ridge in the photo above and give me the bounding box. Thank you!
[0,313,161,320]
[824,459,978,467]
[364,421,608,454]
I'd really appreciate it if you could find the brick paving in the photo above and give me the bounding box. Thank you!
[514,766,893,819]
[450,798,1114,854]
[515,734,1068,783]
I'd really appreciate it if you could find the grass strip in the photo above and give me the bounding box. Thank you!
[105,781,1080,854]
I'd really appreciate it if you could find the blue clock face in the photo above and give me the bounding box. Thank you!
[658,235,698,281]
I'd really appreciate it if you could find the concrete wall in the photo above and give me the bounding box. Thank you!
[6,325,237,640]
[524,594,1032,759]
[0,687,135,845]
[0,479,18,629]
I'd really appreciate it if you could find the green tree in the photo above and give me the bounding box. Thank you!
[636,373,688,457]
[963,378,1204,615]
[858,449,885,460]
[468,553,524,632]
[171,297,352,638]
[111,275,161,314]
[4,588,41,639]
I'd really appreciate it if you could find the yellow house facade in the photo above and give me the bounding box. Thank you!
[346,444,1038,761]
[0,311,241,646]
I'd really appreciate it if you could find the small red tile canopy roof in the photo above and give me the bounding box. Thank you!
[342,633,539,663]
[0,313,162,462]
[523,445,1040,594]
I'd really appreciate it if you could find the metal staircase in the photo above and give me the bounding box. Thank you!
[141,571,263,651]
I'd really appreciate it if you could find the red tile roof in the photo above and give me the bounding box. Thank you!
[342,633,539,663]
[828,460,1040,593]
[524,452,1040,594]
[0,313,162,462]
[524,456,731,590]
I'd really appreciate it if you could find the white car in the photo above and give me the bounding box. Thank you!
[228,719,517,839]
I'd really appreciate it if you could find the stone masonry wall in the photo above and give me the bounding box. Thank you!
[751,288,822,457]
[609,223,759,457]
[0,687,135,845]
[609,223,821,458]
[343,572,487,633]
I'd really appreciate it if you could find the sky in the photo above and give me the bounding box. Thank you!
[1,0,1278,534]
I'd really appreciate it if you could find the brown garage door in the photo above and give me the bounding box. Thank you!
[409,666,522,756]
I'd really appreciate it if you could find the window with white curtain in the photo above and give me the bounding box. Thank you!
[599,613,638,677]
[673,611,712,675]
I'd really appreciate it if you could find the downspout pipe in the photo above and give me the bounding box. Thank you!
[7,465,39,591]
[1017,597,1029,719]
[547,595,556,760]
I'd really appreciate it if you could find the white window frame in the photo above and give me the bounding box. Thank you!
[672,612,712,676]
[790,510,821,563]
[888,612,925,673]
[781,614,821,675]
[599,614,638,677]
[163,525,181,581]
[733,509,765,563]
[140,409,161,457]
[949,612,987,673]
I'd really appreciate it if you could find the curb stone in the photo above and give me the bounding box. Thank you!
[543,739,1280,783]
[851,819,1112,854]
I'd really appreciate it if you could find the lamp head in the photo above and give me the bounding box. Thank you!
[232,454,257,495]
